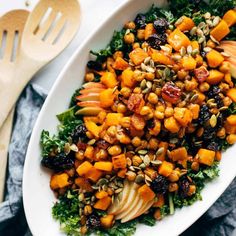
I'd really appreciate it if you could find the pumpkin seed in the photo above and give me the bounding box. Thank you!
[191,49,199,56]
[156,147,164,156]
[206,19,213,27]
[198,36,205,44]
[138,149,148,155]
[135,174,145,184]
[180,169,188,176]
[145,174,152,183]
[203,47,212,53]
[115,188,123,194]
[146,81,152,89]
[79,193,85,201]
[144,56,151,65]
[187,45,193,54]
[212,16,220,26]
[169,24,174,30]
[143,155,151,166]
[172,54,182,61]
[180,47,186,56]
[140,79,147,89]
[146,66,155,73]
[207,98,215,104]
[219,106,228,111]
[64,143,71,154]
[141,63,147,71]
[164,67,171,78]
[150,59,155,68]
[210,114,217,128]
[175,17,183,26]
[160,46,171,53]
[167,150,171,158]
[126,157,132,166]
[204,12,211,19]
[196,28,204,36]
[190,26,197,36]
[198,22,206,29]
[87,139,96,145]
[96,178,109,186]
[151,160,162,165]
[190,94,199,103]
[170,138,178,144]
[129,166,135,171]
[142,88,151,94]
[139,163,146,169]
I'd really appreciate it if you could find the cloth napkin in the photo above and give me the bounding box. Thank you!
[0,84,235,236]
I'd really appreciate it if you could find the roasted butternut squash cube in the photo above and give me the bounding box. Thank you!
[129,48,148,65]
[169,147,188,161]
[138,184,155,202]
[95,190,109,199]
[50,173,70,190]
[76,161,93,176]
[75,177,93,192]
[174,107,193,127]
[85,166,103,182]
[158,161,174,177]
[197,149,215,166]
[113,57,129,70]
[223,9,236,27]
[101,72,118,88]
[100,215,115,228]
[112,154,127,169]
[94,196,112,210]
[121,69,136,88]
[105,113,123,126]
[210,20,230,42]
[227,88,236,102]
[99,88,116,108]
[94,161,113,172]
[164,117,180,133]
[206,50,224,68]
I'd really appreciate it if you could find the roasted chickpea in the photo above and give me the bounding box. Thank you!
[187,185,196,196]
[206,39,216,48]
[177,70,188,80]
[148,93,158,104]
[168,170,180,182]
[168,183,179,192]
[217,127,226,138]
[164,107,174,117]
[108,145,122,156]
[126,171,136,181]
[223,96,232,107]
[117,103,127,113]
[148,138,159,150]
[113,51,123,60]
[95,149,108,160]
[140,106,152,115]
[191,161,199,171]
[120,117,131,128]
[145,72,155,81]
[132,42,140,49]
[219,61,230,73]
[124,33,135,44]
[132,136,142,147]
[133,70,145,82]
[154,110,165,120]
[75,150,85,160]
[124,21,136,29]
[137,29,145,40]
[120,87,131,98]
[133,87,142,93]
[199,82,210,92]
[85,72,95,82]
[132,155,143,166]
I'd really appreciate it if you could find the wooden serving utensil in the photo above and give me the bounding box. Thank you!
[0,10,30,202]
[0,0,81,128]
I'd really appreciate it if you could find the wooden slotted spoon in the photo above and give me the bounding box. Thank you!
[0,0,81,128]
[0,10,30,202]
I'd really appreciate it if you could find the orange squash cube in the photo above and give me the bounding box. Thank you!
[169,147,188,161]
[210,20,230,42]
[99,88,116,108]
[158,161,174,177]
[129,48,148,65]
[167,28,191,51]
[84,120,101,138]
[95,190,109,199]
[112,154,127,169]
[206,50,224,68]
[227,88,236,102]
[105,113,123,126]
[76,161,93,176]
[94,196,112,210]
[85,166,103,182]
[206,70,224,85]
[176,16,195,32]
[100,72,118,88]
[94,161,113,172]
[113,57,129,70]
[100,215,115,228]
[197,149,215,166]
[164,117,180,133]
[121,69,136,88]
[50,173,70,190]
[138,184,155,202]
[174,107,193,127]
[181,56,197,70]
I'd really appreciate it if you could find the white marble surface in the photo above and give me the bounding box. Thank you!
[1,0,127,93]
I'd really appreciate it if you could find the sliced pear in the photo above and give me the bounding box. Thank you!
[130,199,155,221]
[116,191,140,220]
[76,93,100,102]
[220,40,236,46]
[114,182,139,216]
[80,88,105,94]
[75,107,104,116]
[83,82,105,89]
[77,101,102,107]
[108,180,131,215]
[121,198,144,223]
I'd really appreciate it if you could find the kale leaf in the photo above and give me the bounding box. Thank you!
[40,130,66,157]
[57,107,76,124]
[52,190,81,235]
[70,89,81,107]
[138,213,156,226]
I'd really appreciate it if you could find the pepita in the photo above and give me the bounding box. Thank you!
[191,49,199,56]
[146,81,153,89]
[187,45,193,54]
[151,160,162,165]
[87,139,96,145]
[212,16,220,27]
[180,46,186,56]
[138,149,148,155]
[210,114,217,128]
[156,147,164,156]
[139,163,146,169]
[143,155,151,166]
[204,12,211,19]
[190,94,199,103]
[135,174,145,184]
[190,26,197,36]
[203,47,212,53]
[140,79,147,89]
[221,52,230,57]
[144,56,151,65]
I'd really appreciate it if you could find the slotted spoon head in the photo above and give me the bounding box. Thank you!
[0,10,29,75]
[21,0,80,62]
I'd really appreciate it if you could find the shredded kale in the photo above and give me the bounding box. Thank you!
[57,107,76,124]
[138,213,156,226]
[40,130,66,157]
[95,220,137,236]
[52,190,81,235]
[160,205,170,217]
[228,103,236,115]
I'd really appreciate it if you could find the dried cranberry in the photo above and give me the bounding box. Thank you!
[207,86,221,98]
[134,13,146,29]
[150,175,169,194]
[87,60,103,71]
[77,142,87,151]
[194,66,209,83]
[127,93,145,113]
[161,82,182,104]
[86,214,101,229]
[146,34,167,50]
[71,124,87,143]
[153,18,169,32]
[96,140,110,149]
[178,178,190,198]
[207,141,220,151]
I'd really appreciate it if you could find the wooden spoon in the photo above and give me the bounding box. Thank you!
[0,0,81,128]
[0,10,30,202]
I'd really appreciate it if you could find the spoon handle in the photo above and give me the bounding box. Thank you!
[0,53,41,128]
[0,109,14,202]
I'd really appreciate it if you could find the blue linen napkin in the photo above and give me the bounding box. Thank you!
[0,84,235,236]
